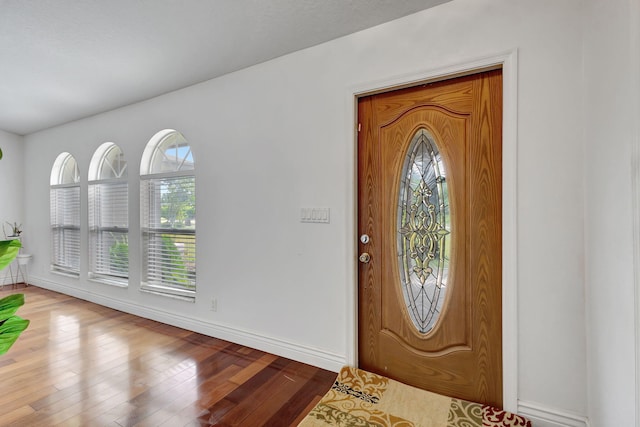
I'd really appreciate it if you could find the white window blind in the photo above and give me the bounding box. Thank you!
[141,174,195,297]
[50,185,80,275]
[88,142,129,285]
[89,181,129,283]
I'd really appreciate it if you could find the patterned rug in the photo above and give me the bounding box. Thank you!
[298,366,531,427]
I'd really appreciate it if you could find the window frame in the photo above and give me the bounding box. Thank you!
[140,130,196,300]
[50,153,81,277]
[88,143,129,286]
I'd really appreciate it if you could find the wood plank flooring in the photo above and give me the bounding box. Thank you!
[0,286,336,426]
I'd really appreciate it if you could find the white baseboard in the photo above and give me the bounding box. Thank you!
[518,401,589,427]
[28,276,345,373]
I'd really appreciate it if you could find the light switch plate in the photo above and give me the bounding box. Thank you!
[300,207,330,223]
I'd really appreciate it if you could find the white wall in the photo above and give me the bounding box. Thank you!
[0,129,24,235]
[22,0,591,424]
[0,129,25,285]
[584,0,639,426]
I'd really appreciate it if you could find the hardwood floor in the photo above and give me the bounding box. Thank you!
[0,286,336,426]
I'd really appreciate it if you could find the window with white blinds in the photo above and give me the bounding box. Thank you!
[50,153,81,276]
[140,130,195,299]
[88,181,128,283]
[89,143,129,285]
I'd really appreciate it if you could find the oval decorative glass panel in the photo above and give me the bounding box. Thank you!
[397,128,451,334]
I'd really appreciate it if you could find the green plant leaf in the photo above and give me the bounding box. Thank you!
[0,315,29,333]
[0,239,21,271]
[0,316,30,355]
[0,294,25,323]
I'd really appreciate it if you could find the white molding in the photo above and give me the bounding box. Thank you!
[501,49,519,414]
[518,400,590,427]
[633,117,640,427]
[29,276,345,372]
[632,130,640,427]
[631,0,640,425]
[344,50,520,413]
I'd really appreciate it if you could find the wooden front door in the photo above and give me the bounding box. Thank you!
[357,69,503,408]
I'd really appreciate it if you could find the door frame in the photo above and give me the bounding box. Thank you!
[344,50,519,412]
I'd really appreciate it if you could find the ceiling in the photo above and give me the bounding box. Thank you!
[0,0,450,136]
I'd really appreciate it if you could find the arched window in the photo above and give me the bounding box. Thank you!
[88,143,128,285]
[140,130,195,298]
[50,152,81,276]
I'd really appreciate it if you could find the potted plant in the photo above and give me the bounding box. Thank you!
[0,239,30,355]
[5,221,22,238]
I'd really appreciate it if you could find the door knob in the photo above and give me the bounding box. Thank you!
[359,253,371,263]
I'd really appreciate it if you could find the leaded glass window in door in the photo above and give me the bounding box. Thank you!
[397,129,451,334]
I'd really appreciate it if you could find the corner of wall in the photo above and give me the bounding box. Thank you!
[0,129,26,229]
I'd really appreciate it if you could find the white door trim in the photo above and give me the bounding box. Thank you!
[633,144,640,427]
[345,49,519,412]
[633,2,640,425]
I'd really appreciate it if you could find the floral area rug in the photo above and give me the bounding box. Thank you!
[298,366,531,427]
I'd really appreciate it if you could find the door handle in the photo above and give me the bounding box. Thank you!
[359,253,371,264]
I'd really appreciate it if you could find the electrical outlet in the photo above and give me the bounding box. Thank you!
[210,298,217,312]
